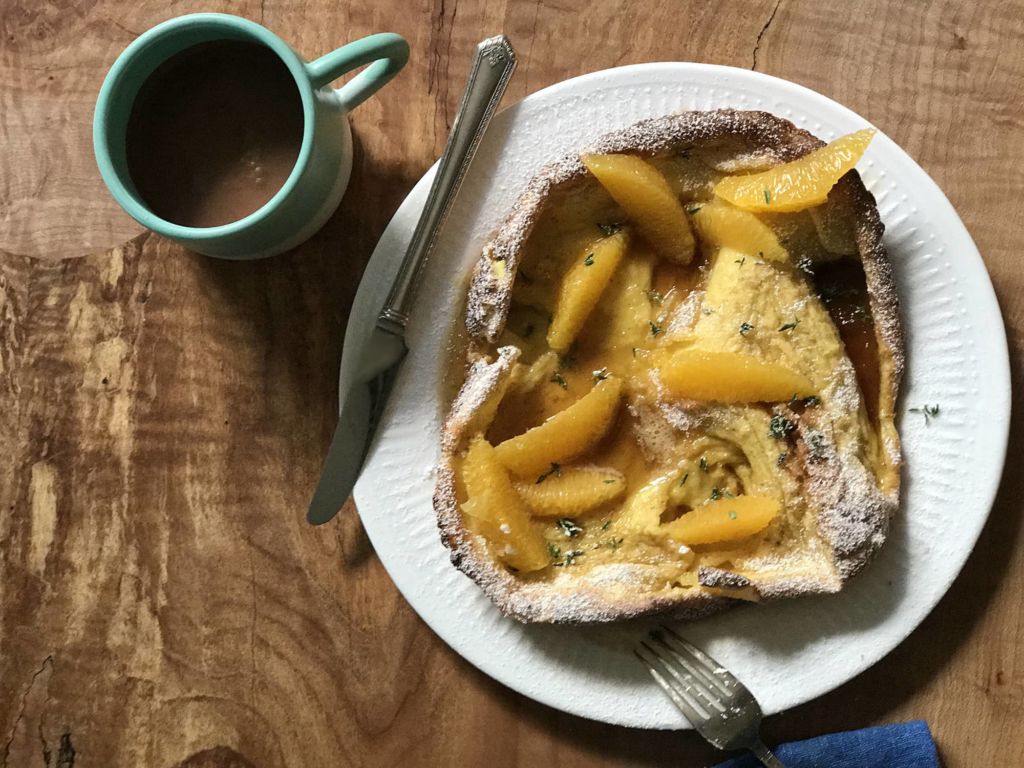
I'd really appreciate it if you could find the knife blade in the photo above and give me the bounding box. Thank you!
[307,326,406,524]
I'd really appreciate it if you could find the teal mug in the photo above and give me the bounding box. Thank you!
[94,13,408,260]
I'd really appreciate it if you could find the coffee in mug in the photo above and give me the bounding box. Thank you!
[126,40,304,228]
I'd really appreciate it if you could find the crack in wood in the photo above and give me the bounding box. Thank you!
[442,0,458,133]
[248,544,258,706]
[751,0,783,71]
[109,20,143,38]
[1,655,53,768]
[39,724,48,767]
[426,0,458,144]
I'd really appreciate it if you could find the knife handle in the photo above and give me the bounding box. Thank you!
[378,35,517,333]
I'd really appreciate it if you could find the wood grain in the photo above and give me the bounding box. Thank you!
[2,1,1024,765]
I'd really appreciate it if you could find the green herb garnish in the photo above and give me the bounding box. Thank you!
[536,463,562,484]
[739,321,754,336]
[601,519,612,530]
[556,518,583,538]
[777,452,788,466]
[735,256,746,267]
[687,205,703,215]
[699,457,709,472]
[583,253,595,266]
[592,367,610,382]
[768,414,796,439]
[550,372,568,389]
[646,289,664,304]
[649,321,663,337]
[679,473,689,486]
[807,430,827,460]
[764,189,772,205]
[778,319,800,332]
[710,487,723,501]
[728,510,738,520]
[603,479,617,485]
[909,404,941,425]
[552,548,585,567]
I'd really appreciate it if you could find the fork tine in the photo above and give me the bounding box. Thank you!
[661,625,729,675]
[647,634,727,713]
[650,630,725,697]
[635,643,709,725]
[655,626,734,696]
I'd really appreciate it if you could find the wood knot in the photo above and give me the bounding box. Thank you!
[42,732,76,768]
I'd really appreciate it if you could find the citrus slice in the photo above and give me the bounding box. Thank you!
[690,201,788,261]
[494,377,623,476]
[581,153,696,264]
[461,437,550,571]
[514,466,626,517]
[547,230,629,351]
[714,129,876,213]
[656,349,815,403]
[662,495,779,545]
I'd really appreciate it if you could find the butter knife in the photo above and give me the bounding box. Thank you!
[307,35,517,525]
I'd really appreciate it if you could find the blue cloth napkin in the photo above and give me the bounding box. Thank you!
[713,721,940,767]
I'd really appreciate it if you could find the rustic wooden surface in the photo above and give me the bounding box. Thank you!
[2,1,1023,765]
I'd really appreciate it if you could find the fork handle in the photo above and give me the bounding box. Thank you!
[750,740,786,768]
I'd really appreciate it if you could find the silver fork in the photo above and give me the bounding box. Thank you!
[636,626,786,767]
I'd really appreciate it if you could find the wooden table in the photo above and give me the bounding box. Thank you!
[2,1,1022,765]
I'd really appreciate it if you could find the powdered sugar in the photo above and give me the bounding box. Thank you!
[666,289,703,334]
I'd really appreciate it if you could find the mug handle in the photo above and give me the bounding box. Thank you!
[305,33,409,112]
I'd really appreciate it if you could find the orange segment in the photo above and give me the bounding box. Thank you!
[461,437,550,571]
[714,129,876,213]
[656,349,815,403]
[581,153,696,264]
[495,377,623,477]
[662,495,779,545]
[514,467,626,517]
[547,230,629,351]
[690,201,788,262]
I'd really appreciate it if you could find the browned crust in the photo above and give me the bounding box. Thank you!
[436,110,903,623]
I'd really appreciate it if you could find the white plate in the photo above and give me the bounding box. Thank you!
[346,63,1010,729]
